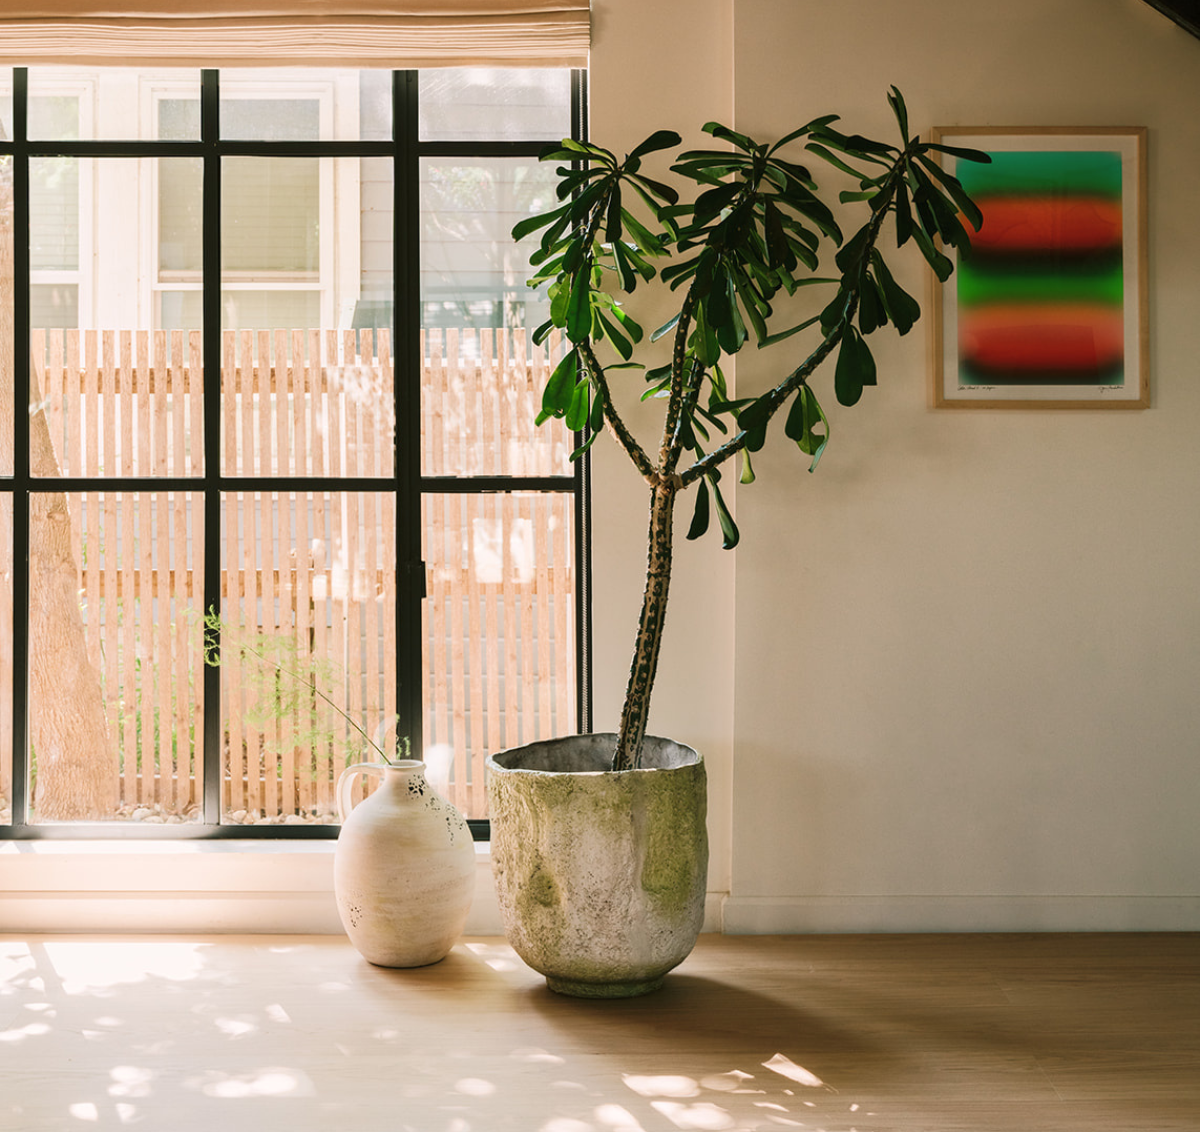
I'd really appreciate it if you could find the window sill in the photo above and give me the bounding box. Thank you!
[0,839,502,935]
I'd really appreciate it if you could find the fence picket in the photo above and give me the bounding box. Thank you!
[25,326,575,823]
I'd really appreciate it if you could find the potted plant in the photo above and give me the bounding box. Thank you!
[486,89,988,996]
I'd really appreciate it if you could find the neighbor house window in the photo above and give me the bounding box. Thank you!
[0,65,586,838]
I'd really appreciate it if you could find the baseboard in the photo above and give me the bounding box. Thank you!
[720,894,1200,933]
[0,840,727,936]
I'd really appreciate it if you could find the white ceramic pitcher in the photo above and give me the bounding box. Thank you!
[334,759,475,967]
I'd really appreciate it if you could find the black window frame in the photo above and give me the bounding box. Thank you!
[0,65,591,841]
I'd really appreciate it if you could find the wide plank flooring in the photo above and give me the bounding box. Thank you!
[2,933,1197,1131]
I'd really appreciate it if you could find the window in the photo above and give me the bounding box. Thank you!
[0,65,586,838]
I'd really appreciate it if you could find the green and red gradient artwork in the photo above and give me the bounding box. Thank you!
[955,150,1125,386]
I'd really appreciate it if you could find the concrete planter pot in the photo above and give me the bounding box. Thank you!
[486,734,708,998]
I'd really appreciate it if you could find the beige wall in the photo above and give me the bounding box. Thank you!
[590,0,1200,930]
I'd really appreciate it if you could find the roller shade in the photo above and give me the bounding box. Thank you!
[0,1,589,67]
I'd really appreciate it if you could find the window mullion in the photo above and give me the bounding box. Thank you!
[10,68,31,828]
[200,68,223,827]
[393,70,425,762]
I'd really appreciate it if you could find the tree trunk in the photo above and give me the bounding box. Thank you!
[1,150,116,820]
[613,481,676,772]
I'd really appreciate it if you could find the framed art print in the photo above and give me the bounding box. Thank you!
[930,127,1148,409]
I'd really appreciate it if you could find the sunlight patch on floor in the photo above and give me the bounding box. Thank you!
[40,941,210,993]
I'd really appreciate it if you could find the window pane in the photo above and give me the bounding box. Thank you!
[28,68,201,141]
[0,72,11,140]
[419,68,571,141]
[223,156,320,274]
[30,284,79,330]
[422,328,570,477]
[217,69,391,141]
[220,326,394,478]
[421,157,556,333]
[31,156,78,272]
[27,491,204,824]
[0,500,10,824]
[219,491,396,826]
[27,88,81,141]
[32,158,203,479]
[220,157,394,478]
[423,492,576,820]
[1,155,13,477]
[421,157,570,477]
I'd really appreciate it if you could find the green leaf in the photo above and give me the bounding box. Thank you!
[651,312,682,342]
[629,129,683,159]
[759,312,823,348]
[911,224,954,282]
[693,182,742,226]
[711,478,740,550]
[857,275,887,336]
[732,270,769,343]
[765,123,816,154]
[609,239,639,292]
[715,283,748,356]
[596,310,633,360]
[604,189,623,244]
[686,479,710,540]
[702,121,760,153]
[609,303,644,342]
[871,252,921,336]
[925,142,993,165]
[886,86,909,141]
[539,348,578,423]
[914,153,984,233]
[562,235,589,275]
[835,225,872,277]
[629,173,680,206]
[834,327,876,407]
[691,299,721,367]
[512,199,570,242]
[740,448,756,485]
[892,183,914,247]
[565,379,591,431]
[785,385,830,471]
[915,173,972,250]
[804,141,870,181]
[566,271,592,343]
[620,208,665,256]
[544,138,616,163]
[811,126,894,162]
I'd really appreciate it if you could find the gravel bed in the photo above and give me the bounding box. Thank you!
[0,799,339,826]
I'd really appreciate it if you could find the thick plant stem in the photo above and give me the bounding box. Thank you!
[613,480,676,771]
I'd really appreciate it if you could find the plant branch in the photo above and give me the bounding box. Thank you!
[580,341,657,480]
[679,314,851,487]
[660,291,698,470]
[668,357,706,474]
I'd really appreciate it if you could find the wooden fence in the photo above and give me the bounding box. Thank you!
[1,326,575,823]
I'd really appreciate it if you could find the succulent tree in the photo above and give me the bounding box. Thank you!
[516,89,988,772]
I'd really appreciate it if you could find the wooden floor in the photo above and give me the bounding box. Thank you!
[2,933,1197,1131]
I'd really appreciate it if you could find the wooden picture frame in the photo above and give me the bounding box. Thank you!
[930,127,1148,409]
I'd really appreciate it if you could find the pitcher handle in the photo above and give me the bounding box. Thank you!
[337,762,386,823]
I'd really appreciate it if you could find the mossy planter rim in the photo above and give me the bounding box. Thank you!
[486,733,708,998]
[486,732,701,776]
